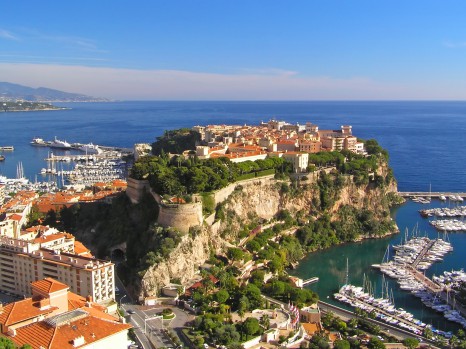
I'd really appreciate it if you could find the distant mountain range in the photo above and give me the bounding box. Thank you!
[0,82,111,102]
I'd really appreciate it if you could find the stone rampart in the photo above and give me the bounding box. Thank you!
[212,174,276,205]
[157,202,203,234]
[126,178,151,203]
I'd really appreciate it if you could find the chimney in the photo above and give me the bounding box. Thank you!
[86,295,93,303]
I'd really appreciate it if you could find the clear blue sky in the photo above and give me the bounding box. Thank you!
[1,0,466,100]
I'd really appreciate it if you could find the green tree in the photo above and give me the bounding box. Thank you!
[423,327,433,340]
[402,338,419,349]
[215,289,230,304]
[0,337,17,349]
[259,314,270,330]
[334,340,351,349]
[243,317,260,337]
[367,337,385,349]
[249,269,265,287]
[228,247,245,261]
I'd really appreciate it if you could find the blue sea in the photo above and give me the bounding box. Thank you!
[1,100,465,192]
[1,101,466,330]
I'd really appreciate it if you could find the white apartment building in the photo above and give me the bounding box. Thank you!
[0,236,115,303]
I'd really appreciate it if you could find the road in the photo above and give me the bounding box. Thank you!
[115,271,195,349]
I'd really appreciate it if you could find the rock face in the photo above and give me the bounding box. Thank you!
[139,165,399,298]
[141,221,225,297]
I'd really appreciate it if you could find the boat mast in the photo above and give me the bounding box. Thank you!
[345,258,349,286]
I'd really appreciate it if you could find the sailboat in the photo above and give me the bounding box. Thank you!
[15,162,29,184]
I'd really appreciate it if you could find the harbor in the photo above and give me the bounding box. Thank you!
[31,137,133,155]
[335,283,435,337]
[369,230,466,329]
[0,137,134,191]
[292,199,466,334]
[398,192,466,200]
[29,137,133,187]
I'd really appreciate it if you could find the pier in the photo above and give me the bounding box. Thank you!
[398,191,466,198]
[45,152,126,162]
[339,288,426,333]
[404,265,443,293]
[411,240,436,269]
[302,277,319,286]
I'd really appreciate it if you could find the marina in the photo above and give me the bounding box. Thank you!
[399,192,466,200]
[420,205,466,218]
[30,137,132,187]
[1,137,133,190]
[429,219,466,232]
[369,231,466,329]
[335,283,454,339]
[31,137,133,156]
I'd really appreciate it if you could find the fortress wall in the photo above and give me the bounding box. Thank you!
[126,178,151,203]
[212,174,276,205]
[157,202,203,234]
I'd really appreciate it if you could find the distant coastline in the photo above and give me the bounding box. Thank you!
[0,101,68,112]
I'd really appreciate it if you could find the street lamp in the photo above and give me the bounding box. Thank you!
[120,294,127,307]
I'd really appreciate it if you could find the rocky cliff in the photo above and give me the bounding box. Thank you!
[139,163,400,298]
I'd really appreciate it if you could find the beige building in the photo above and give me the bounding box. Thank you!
[0,236,115,303]
[299,140,322,153]
[0,184,4,205]
[282,152,309,173]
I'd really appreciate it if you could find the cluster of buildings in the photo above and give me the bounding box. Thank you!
[0,182,131,348]
[192,120,365,173]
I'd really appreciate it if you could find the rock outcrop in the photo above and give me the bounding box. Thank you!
[139,163,399,298]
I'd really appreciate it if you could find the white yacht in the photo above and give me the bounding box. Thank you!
[50,137,71,149]
[79,143,103,154]
[30,137,48,146]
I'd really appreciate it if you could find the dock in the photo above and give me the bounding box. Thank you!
[398,191,466,198]
[45,152,125,162]
[302,277,319,286]
[340,290,426,333]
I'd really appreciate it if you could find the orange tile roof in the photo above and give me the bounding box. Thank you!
[111,179,127,187]
[25,225,50,233]
[302,322,321,336]
[31,278,69,294]
[8,213,23,221]
[10,312,131,349]
[73,241,92,256]
[0,299,58,328]
[33,233,69,244]
[66,293,106,313]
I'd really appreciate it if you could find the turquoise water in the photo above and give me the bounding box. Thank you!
[292,199,465,332]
